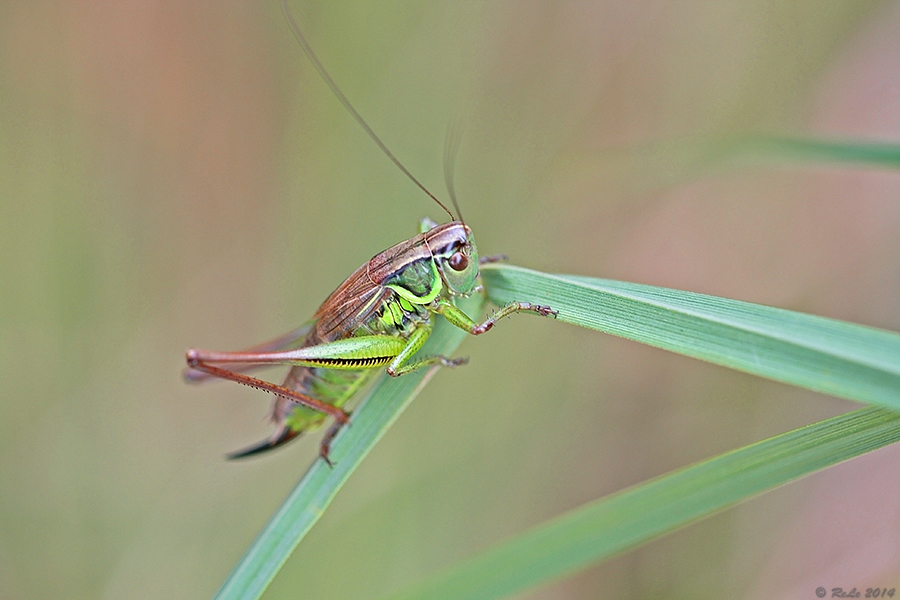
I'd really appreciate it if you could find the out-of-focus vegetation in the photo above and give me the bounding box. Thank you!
[1,1,898,598]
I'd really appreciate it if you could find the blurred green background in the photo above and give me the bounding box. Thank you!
[2,1,900,598]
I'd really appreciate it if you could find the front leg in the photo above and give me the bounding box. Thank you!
[433,297,557,335]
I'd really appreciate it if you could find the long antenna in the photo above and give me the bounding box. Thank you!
[443,120,465,224]
[280,0,456,221]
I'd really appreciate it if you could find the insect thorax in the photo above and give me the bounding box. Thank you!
[362,292,432,338]
[366,256,442,337]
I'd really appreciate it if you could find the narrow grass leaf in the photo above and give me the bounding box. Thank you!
[384,406,900,600]
[727,136,900,169]
[214,294,484,600]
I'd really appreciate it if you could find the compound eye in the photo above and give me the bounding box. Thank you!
[448,252,468,272]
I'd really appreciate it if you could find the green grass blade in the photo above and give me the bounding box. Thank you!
[482,264,900,407]
[215,263,900,599]
[727,136,900,169]
[383,406,900,600]
[213,294,484,600]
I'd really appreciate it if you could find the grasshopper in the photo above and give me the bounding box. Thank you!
[184,0,556,464]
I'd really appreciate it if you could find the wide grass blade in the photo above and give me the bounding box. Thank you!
[213,295,484,600]
[383,406,900,600]
[482,264,900,408]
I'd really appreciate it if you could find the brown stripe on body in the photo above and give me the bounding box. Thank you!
[312,221,470,341]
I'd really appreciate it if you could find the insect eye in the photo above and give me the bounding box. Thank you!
[448,252,468,271]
